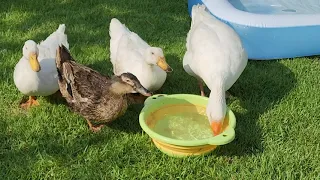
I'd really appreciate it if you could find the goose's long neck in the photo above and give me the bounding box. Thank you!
[206,84,227,136]
[207,78,227,123]
[207,87,226,121]
[140,54,155,86]
[142,52,153,68]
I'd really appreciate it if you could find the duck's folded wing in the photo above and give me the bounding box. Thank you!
[67,62,110,102]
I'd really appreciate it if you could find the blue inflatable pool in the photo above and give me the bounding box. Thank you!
[188,0,320,60]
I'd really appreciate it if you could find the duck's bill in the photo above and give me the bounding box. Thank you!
[29,53,41,72]
[210,120,223,136]
[135,86,152,96]
[156,57,173,72]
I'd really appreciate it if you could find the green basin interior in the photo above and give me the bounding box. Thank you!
[139,94,236,147]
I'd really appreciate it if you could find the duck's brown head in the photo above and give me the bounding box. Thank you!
[111,73,152,96]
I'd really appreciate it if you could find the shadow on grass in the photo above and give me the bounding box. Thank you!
[106,104,145,134]
[43,90,68,105]
[159,54,200,94]
[86,60,113,77]
[0,118,124,177]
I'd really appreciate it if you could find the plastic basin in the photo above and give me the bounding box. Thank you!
[139,94,236,157]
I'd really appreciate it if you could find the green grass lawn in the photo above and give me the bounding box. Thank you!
[1,0,320,179]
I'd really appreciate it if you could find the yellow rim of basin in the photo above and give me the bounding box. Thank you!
[139,94,236,147]
[152,138,218,157]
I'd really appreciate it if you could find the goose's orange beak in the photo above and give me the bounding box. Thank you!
[156,57,172,72]
[211,121,223,136]
[29,53,40,72]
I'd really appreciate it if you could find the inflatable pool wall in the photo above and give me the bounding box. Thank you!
[188,0,320,60]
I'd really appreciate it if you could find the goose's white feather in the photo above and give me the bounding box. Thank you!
[14,24,69,96]
[109,18,167,92]
[183,5,248,123]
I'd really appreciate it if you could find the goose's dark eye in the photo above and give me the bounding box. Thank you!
[151,52,154,55]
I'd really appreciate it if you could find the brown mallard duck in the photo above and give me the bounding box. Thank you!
[55,45,151,132]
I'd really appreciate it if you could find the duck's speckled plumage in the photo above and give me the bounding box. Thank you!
[56,45,150,131]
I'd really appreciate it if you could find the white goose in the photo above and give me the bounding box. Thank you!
[14,24,69,109]
[109,18,172,92]
[183,5,248,135]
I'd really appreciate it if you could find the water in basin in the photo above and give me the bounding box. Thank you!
[146,104,228,141]
[229,0,320,14]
